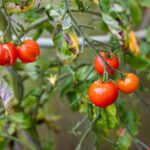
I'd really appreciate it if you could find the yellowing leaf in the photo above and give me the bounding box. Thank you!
[69,33,80,54]
[6,0,35,13]
[129,31,140,56]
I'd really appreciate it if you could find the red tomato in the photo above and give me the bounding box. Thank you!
[0,43,17,66]
[88,80,119,108]
[17,40,40,63]
[117,73,139,94]
[94,51,119,75]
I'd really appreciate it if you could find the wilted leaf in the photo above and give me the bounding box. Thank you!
[62,15,72,30]
[0,80,14,113]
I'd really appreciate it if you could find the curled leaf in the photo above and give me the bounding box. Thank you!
[54,31,80,63]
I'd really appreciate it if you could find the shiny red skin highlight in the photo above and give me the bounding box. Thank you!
[88,80,119,108]
[17,40,40,63]
[117,73,139,94]
[94,52,119,75]
[0,43,17,66]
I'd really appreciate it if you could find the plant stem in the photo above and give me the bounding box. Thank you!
[1,2,21,43]
[71,9,101,17]
[0,131,34,150]
[72,116,88,134]
[75,109,100,150]
[18,9,100,38]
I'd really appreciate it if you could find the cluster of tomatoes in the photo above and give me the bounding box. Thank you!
[0,40,40,66]
[88,51,139,108]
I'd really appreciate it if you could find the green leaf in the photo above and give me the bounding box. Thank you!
[22,95,37,111]
[95,104,118,130]
[105,104,118,129]
[125,111,140,135]
[140,42,150,55]
[67,92,80,112]
[60,76,73,97]
[139,0,150,7]
[25,63,39,80]
[75,0,85,11]
[75,66,96,81]
[99,0,110,12]
[115,132,132,150]
[102,13,121,37]
[125,55,149,71]
[9,112,32,129]
[128,0,142,25]
[146,26,150,42]
[0,140,7,150]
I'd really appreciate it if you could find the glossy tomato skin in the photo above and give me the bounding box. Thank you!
[117,73,139,94]
[94,52,119,75]
[0,43,17,66]
[88,80,119,108]
[17,40,40,63]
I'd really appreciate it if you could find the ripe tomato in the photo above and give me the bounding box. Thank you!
[0,43,17,66]
[17,40,40,63]
[94,51,119,75]
[88,80,119,108]
[117,73,139,94]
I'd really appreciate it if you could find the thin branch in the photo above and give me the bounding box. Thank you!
[19,16,50,38]
[72,116,88,134]
[75,109,101,150]
[17,9,100,38]
[1,3,21,43]
[0,131,34,150]
[71,9,101,17]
